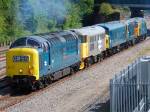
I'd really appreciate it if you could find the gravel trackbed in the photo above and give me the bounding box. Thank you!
[5,35,150,112]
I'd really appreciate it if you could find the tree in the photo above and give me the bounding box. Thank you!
[19,0,36,33]
[78,0,94,16]
[99,3,114,16]
[0,16,6,42]
[63,3,82,29]
[0,0,31,43]
[0,0,95,43]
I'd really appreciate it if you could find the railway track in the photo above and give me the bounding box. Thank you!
[0,18,149,112]
[0,56,111,111]
[2,39,147,111]
[0,77,10,90]
[0,37,150,111]
[0,71,78,111]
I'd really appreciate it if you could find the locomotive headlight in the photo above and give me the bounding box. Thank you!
[28,66,34,75]
[29,69,33,75]
[19,69,23,73]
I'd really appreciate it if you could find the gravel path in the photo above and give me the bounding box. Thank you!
[5,36,150,112]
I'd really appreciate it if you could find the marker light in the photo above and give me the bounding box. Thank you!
[19,69,23,73]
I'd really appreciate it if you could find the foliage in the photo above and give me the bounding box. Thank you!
[63,3,82,29]
[0,0,131,44]
[0,0,31,43]
[0,16,6,35]
[99,3,130,22]
[0,0,94,43]
[78,0,94,16]
[99,3,114,16]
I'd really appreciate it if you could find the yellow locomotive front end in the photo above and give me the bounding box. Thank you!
[6,48,39,83]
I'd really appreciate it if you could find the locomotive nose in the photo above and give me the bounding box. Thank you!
[6,48,40,80]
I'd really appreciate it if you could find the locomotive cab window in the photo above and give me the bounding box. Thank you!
[27,39,40,48]
[10,38,27,48]
[79,35,87,43]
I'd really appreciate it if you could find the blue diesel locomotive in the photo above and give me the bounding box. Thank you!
[7,31,80,89]
[6,17,147,90]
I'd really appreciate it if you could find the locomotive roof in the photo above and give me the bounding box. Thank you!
[10,30,78,48]
[73,26,105,36]
[132,17,146,23]
[121,19,137,25]
[27,36,48,43]
[98,22,125,31]
[10,36,47,48]
[29,30,77,43]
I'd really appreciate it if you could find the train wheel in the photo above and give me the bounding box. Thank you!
[31,85,36,91]
[27,81,35,91]
[144,34,147,40]
[125,43,129,49]
[47,76,52,84]
[108,49,112,56]
[10,83,17,89]
[70,68,75,75]
[101,53,105,60]
[74,65,80,72]
[112,48,116,54]
[132,40,135,46]
[10,83,19,92]
[85,61,89,68]
[94,56,98,63]
[87,58,92,67]
[35,81,44,90]
[43,78,49,87]
[97,56,101,62]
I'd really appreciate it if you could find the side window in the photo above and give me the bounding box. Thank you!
[63,47,66,55]
[43,42,48,52]
[90,36,94,51]
[79,35,87,43]
[97,35,101,49]
[95,36,97,41]
[126,25,128,34]
[90,36,94,43]
[102,33,105,39]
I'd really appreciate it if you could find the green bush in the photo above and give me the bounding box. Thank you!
[99,3,114,16]
[63,3,82,30]
[0,0,95,44]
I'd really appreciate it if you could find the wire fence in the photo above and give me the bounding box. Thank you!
[0,41,11,47]
[110,56,150,112]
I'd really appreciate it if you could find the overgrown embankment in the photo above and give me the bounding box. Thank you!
[0,0,130,44]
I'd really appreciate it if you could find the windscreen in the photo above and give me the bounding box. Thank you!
[10,38,41,48]
[10,38,27,48]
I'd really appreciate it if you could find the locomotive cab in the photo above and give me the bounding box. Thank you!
[6,36,48,88]
[6,48,39,80]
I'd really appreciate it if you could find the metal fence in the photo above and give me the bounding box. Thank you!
[0,47,7,72]
[0,41,11,47]
[110,56,150,112]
